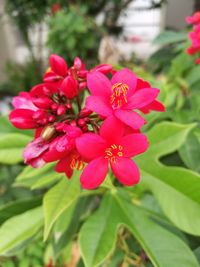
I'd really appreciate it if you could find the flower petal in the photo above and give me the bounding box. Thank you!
[135,78,150,91]
[28,157,46,168]
[111,158,140,186]
[140,99,165,114]
[121,133,149,157]
[9,109,37,129]
[50,54,68,77]
[87,71,112,97]
[114,109,146,129]
[60,76,78,99]
[23,137,49,163]
[92,64,113,74]
[76,133,106,161]
[86,96,113,117]
[111,68,137,96]
[100,116,124,144]
[55,156,73,178]
[12,92,38,111]
[80,157,108,189]
[126,88,160,109]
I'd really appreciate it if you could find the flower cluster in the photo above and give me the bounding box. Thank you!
[186,11,200,64]
[9,54,164,189]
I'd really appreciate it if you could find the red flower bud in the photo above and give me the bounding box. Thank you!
[60,76,78,99]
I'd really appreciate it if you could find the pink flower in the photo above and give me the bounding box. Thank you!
[195,58,200,64]
[12,92,38,111]
[86,68,161,129]
[55,150,84,178]
[43,54,68,83]
[9,54,165,189]
[91,64,113,74]
[43,125,82,163]
[186,12,200,25]
[135,79,165,114]
[23,137,49,168]
[186,25,200,55]
[76,116,148,189]
[9,109,37,129]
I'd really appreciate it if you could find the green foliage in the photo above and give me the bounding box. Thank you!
[153,30,187,46]
[179,130,200,173]
[5,0,48,44]
[80,191,199,267]
[0,207,43,256]
[137,122,200,235]
[47,7,101,64]
[43,173,81,240]
[0,61,43,95]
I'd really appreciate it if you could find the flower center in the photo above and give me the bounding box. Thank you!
[70,153,85,170]
[105,144,123,163]
[110,83,129,109]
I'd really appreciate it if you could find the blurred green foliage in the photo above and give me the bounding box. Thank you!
[47,7,101,65]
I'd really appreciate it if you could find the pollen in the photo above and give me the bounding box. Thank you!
[105,144,123,163]
[110,82,129,109]
[70,155,85,171]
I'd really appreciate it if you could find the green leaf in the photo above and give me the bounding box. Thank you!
[0,207,43,256]
[0,197,42,225]
[136,122,200,235]
[79,192,199,267]
[179,130,200,173]
[0,133,31,164]
[15,163,61,188]
[54,197,91,257]
[43,171,81,241]
[153,30,187,46]
[186,65,200,86]
[79,194,119,267]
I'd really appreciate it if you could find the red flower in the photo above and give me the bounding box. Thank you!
[9,54,165,189]
[23,137,49,168]
[86,68,161,129]
[135,78,165,114]
[55,150,84,178]
[12,92,38,111]
[195,58,200,64]
[186,12,200,25]
[186,25,200,56]
[51,3,61,15]
[76,116,148,189]
[9,109,37,129]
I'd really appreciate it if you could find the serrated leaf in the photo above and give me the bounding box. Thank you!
[43,172,81,241]
[0,207,43,256]
[136,122,200,235]
[79,192,199,267]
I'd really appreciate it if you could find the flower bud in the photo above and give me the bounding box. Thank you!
[78,119,86,127]
[41,125,57,141]
[57,105,66,115]
[79,108,92,118]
